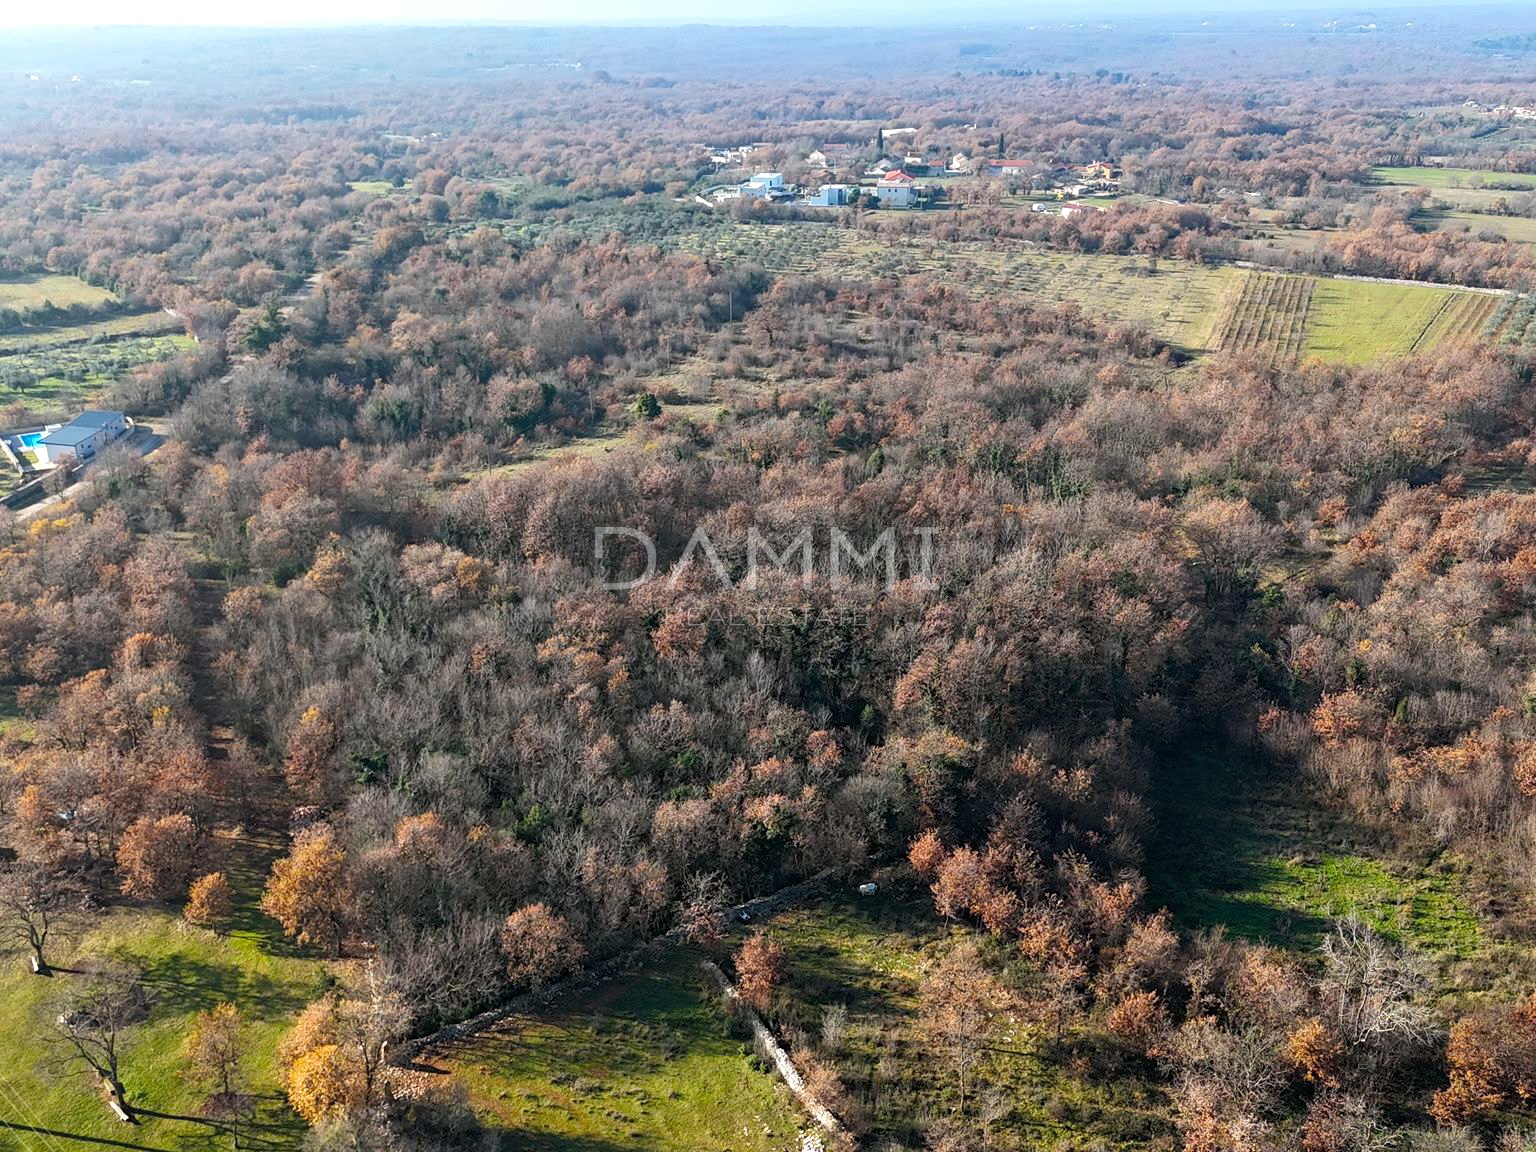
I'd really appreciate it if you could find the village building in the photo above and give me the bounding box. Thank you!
[805,183,851,206]
[740,172,788,199]
[872,169,919,207]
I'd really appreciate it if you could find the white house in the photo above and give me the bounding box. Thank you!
[40,410,129,463]
[740,172,786,199]
[872,169,919,207]
[806,184,851,206]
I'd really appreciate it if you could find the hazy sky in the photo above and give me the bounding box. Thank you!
[0,0,1509,26]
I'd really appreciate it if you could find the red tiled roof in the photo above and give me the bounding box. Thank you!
[881,169,915,183]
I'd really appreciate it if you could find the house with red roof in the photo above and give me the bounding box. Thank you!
[873,168,919,207]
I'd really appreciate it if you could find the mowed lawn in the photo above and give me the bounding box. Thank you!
[429,947,803,1151]
[0,275,117,314]
[0,860,326,1152]
[1301,278,1461,362]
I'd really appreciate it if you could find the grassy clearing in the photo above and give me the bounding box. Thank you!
[1147,751,1481,961]
[755,894,1174,1150]
[1372,166,1536,191]
[0,311,182,354]
[0,685,36,741]
[1423,209,1536,243]
[0,275,116,314]
[0,840,325,1152]
[347,180,396,196]
[481,426,631,478]
[426,947,802,1152]
[1300,278,1462,362]
[674,222,1240,352]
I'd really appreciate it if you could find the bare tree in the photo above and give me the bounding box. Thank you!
[1319,913,1436,1067]
[0,863,83,975]
[52,961,149,1119]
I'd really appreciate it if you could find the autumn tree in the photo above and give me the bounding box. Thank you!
[499,904,584,990]
[734,931,785,1016]
[283,969,408,1126]
[117,812,200,902]
[261,825,355,956]
[184,1000,252,1142]
[184,872,235,931]
[918,940,1013,1120]
[1432,998,1536,1124]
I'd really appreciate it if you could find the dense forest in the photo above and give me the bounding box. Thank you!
[5,8,1536,1152]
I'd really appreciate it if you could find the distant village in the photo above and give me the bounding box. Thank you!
[697,129,1120,214]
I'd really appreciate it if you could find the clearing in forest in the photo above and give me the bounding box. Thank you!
[0,274,117,316]
[0,835,322,1152]
[1371,166,1536,191]
[1146,751,1486,964]
[749,893,1175,1150]
[423,947,803,1151]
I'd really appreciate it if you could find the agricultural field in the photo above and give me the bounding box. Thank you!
[673,223,1495,362]
[1372,166,1536,191]
[1213,271,1313,365]
[1418,289,1503,350]
[0,274,117,317]
[0,834,326,1152]
[1487,292,1536,350]
[1299,278,1481,363]
[1421,208,1536,244]
[422,947,803,1151]
[0,311,189,407]
[674,222,1240,352]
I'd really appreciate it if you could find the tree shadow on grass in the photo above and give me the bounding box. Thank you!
[0,1119,176,1152]
[121,953,309,1019]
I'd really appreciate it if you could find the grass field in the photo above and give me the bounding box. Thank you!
[1372,166,1536,191]
[1300,278,1470,363]
[1148,751,1481,960]
[0,275,117,315]
[1422,209,1536,243]
[425,947,802,1151]
[756,894,1174,1150]
[0,840,326,1152]
[347,180,396,196]
[673,222,1491,362]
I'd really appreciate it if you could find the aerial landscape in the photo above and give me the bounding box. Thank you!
[11,2,1536,1150]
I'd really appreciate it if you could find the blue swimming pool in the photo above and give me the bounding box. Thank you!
[18,433,42,448]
